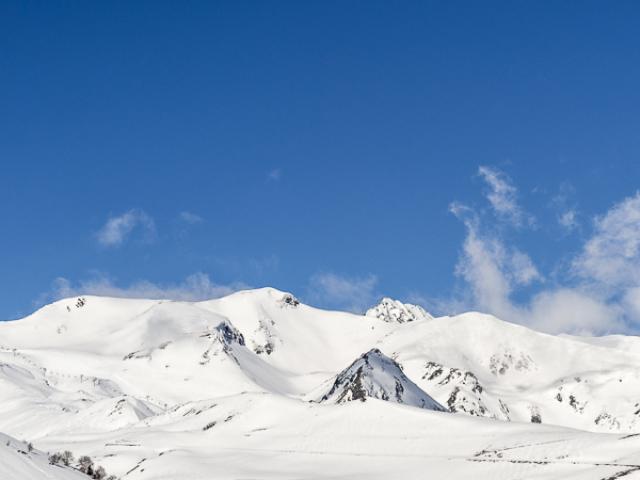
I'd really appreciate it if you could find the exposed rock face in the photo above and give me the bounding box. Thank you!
[319,349,445,411]
[215,321,245,347]
[366,298,433,323]
[279,293,300,308]
[200,321,246,364]
[422,361,502,419]
[489,349,535,376]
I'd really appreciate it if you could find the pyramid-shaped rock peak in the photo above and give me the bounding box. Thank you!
[319,349,445,411]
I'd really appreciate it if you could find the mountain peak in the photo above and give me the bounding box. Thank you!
[365,298,433,323]
[319,348,445,411]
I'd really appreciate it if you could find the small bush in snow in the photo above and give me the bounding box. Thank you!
[78,455,94,474]
[49,452,63,465]
[62,450,74,466]
[93,465,107,479]
[203,421,217,431]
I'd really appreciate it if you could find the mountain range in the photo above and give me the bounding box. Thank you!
[2,287,640,479]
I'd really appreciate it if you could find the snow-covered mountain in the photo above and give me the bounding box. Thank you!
[366,297,434,323]
[2,287,640,479]
[318,348,445,410]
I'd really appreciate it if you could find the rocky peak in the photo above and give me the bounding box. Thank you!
[278,293,300,308]
[319,349,445,411]
[366,298,433,323]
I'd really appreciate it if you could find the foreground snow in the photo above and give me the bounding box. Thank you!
[0,433,85,480]
[1,288,640,479]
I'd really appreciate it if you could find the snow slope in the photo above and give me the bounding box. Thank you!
[2,288,640,479]
[0,433,85,480]
[381,311,640,431]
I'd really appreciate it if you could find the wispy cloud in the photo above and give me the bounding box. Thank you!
[449,205,619,334]
[179,211,204,224]
[267,169,281,182]
[43,272,248,303]
[450,203,541,313]
[478,166,532,227]
[552,183,580,232]
[442,168,633,335]
[96,209,156,247]
[558,210,580,232]
[573,192,640,289]
[307,272,378,313]
[558,209,579,231]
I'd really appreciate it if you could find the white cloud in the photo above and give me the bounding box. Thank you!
[307,272,378,313]
[451,203,541,319]
[622,287,640,321]
[179,211,203,224]
[453,221,513,317]
[46,273,247,303]
[447,171,634,334]
[510,251,541,286]
[525,289,622,335]
[573,192,640,289]
[478,166,532,226]
[449,211,621,334]
[96,209,156,247]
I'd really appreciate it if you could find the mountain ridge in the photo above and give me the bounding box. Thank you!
[2,288,640,479]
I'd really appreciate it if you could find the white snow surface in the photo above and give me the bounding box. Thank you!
[2,287,640,479]
[0,432,85,480]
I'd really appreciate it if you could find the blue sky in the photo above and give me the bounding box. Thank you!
[2,2,640,333]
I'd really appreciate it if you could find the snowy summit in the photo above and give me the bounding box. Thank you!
[366,297,434,323]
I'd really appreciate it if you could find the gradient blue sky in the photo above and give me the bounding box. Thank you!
[2,2,640,332]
